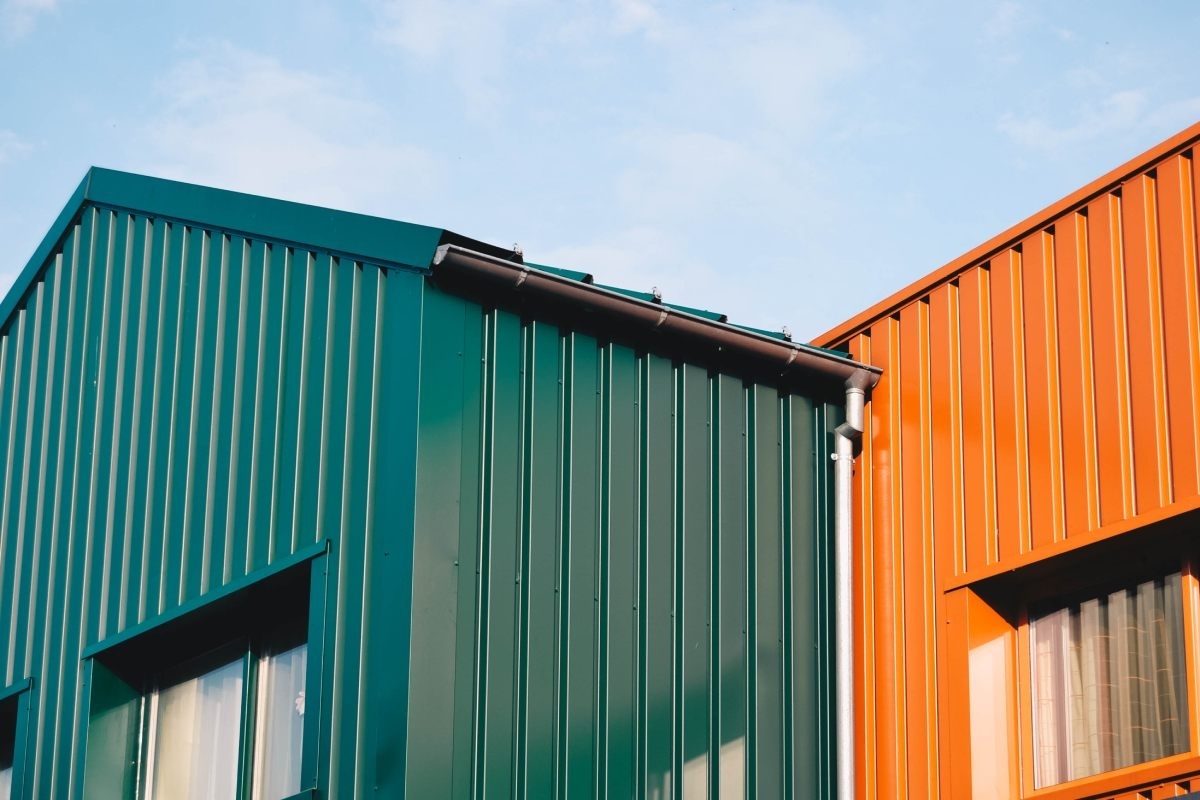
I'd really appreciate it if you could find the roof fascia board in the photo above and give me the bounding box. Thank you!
[814,120,1200,346]
[433,243,881,390]
[0,167,447,334]
[84,167,445,270]
[0,169,91,330]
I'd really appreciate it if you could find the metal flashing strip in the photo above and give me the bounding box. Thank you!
[81,539,330,661]
[0,677,33,703]
[0,167,446,335]
[431,243,882,388]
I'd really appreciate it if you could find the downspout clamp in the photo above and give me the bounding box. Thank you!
[834,368,876,800]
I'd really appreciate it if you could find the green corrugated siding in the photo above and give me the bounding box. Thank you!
[1,173,846,799]
[0,203,424,799]
[407,285,837,798]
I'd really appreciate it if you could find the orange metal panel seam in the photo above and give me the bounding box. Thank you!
[978,269,998,568]
[1019,230,1060,551]
[957,269,997,571]
[1085,195,1127,525]
[898,305,934,798]
[1040,230,1066,545]
[1187,151,1200,495]
[1144,171,1174,508]
[1189,151,1200,497]
[1155,153,1200,501]
[1107,191,1138,519]
[928,286,963,584]
[1121,173,1173,511]
[1058,210,1101,535]
[1008,248,1031,558]
[887,316,910,799]
[988,249,1031,560]
[869,318,902,800]
[916,301,939,799]
[946,284,965,579]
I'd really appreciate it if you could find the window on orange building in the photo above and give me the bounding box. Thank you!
[1029,570,1189,788]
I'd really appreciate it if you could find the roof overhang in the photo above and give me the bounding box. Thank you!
[432,243,881,392]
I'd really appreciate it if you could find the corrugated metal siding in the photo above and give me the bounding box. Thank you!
[817,131,1200,798]
[406,285,839,799]
[0,203,422,798]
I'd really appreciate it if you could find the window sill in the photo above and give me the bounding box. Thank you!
[281,790,321,800]
[1023,752,1200,800]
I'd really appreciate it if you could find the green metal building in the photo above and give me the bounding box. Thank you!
[0,169,876,799]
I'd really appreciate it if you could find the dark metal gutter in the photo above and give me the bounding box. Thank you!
[431,244,881,390]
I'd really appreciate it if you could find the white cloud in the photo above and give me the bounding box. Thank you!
[138,43,439,215]
[616,129,803,228]
[0,0,55,41]
[998,89,1149,150]
[373,0,534,119]
[612,0,662,38]
[984,1,1025,40]
[664,3,863,133]
[0,130,31,166]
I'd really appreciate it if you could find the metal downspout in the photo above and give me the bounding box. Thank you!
[834,369,875,800]
[432,242,882,796]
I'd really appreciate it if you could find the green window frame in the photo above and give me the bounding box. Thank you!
[140,624,308,799]
[0,679,32,800]
[82,545,327,800]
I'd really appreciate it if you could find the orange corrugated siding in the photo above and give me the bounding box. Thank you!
[816,122,1200,799]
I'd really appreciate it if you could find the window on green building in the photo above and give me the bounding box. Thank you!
[140,631,306,800]
[84,554,321,800]
[0,696,13,800]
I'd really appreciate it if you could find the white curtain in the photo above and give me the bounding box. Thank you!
[147,658,244,800]
[1032,572,1188,787]
[252,643,307,800]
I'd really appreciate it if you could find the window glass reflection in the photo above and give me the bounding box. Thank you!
[253,643,307,800]
[146,658,243,800]
[1031,572,1188,787]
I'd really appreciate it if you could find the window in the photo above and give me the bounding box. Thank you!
[1029,570,1190,788]
[0,696,13,800]
[141,629,307,800]
[0,680,30,800]
[83,554,321,800]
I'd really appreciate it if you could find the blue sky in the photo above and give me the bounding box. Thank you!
[1,1,1197,340]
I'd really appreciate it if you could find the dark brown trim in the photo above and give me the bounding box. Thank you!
[431,244,881,392]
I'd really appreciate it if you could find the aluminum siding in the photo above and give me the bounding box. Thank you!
[817,128,1200,798]
[0,203,424,798]
[406,284,840,798]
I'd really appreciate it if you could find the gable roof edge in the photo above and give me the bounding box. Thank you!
[0,169,92,332]
[813,120,1200,347]
[0,168,450,334]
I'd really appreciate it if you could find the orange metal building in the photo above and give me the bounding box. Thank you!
[816,122,1200,800]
